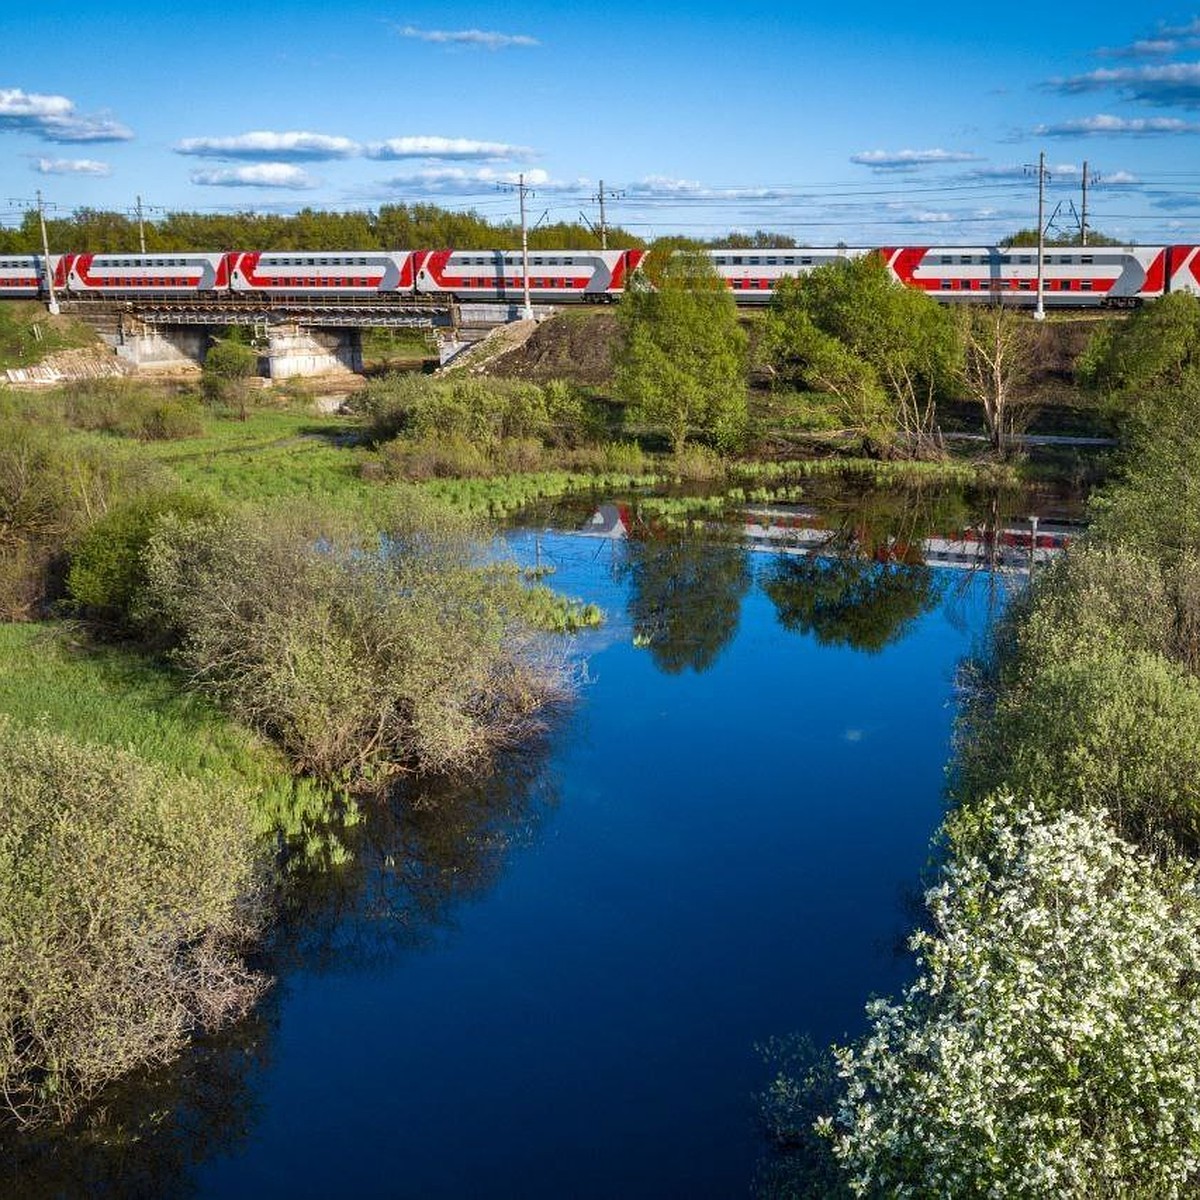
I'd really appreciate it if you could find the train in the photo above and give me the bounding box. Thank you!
[3,244,1200,308]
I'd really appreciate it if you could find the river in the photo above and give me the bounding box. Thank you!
[5,487,1063,1198]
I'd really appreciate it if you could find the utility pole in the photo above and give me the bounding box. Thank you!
[35,190,59,315]
[128,196,165,254]
[1081,162,1098,247]
[1025,152,1049,321]
[591,180,624,250]
[498,173,535,321]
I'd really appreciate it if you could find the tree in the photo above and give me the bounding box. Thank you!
[954,304,1035,454]
[1077,291,1200,417]
[615,247,748,453]
[819,798,1200,1198]
[202,333,260,417]
[764,257,960,457]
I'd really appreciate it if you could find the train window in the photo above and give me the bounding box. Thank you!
[1019,281,1031,290]
[1081,256,1093,265]
[1020,256,1032,264]
[940,280,951,289]
[800,257,812,265]
[766,257,777,266]
[1082,281,1093,290]
[939,256,952,265]
[959,256,972,264]
[564,257,574,265]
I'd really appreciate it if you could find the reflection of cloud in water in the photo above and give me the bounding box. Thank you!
[843,728,865,743]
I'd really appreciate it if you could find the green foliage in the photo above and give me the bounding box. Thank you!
[67,490,226,629]
[0,716,266,1129]
[1078,293,1200,412]
[359,373,596,451]
[29,380,205,441]
[0,302,96,369]
[955,545,1200,849]
[1002,228,1123,247]
[763,257,960,456]
[1089,382,1200,568]
[616,249,749,453]
[3,203,642,256]
[821,798,1200,1198]
[0,408,159,617]
[136,498,574,781]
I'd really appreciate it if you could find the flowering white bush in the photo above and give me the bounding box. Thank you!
[820,796,1200,1197]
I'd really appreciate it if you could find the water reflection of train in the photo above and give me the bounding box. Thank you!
[579,503,1077,574]
[742,506,1076,573]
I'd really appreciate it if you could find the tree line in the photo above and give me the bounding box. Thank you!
[0,204,646,255]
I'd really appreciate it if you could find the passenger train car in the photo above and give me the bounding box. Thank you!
[6,245,1200,307]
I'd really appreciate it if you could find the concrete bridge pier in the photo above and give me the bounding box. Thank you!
[112,319,210,371]
[265,324,362,379]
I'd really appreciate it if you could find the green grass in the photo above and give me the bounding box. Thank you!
[419,469,662,517]
[140,408,376,502]
[0,301,98,370]
[0,623,346,847]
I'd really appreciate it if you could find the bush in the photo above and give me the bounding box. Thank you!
[821,798,1200,1198]
[955,546,1200,849]
[51,380,204,441]
[137,498,573,781]
[67,490,226,631]
[0,717,266,1129]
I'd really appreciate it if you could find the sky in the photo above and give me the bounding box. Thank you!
[4,1,1200,245]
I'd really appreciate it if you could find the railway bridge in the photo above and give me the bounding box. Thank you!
[59,296,555,377]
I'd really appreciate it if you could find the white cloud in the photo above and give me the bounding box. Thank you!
[850,148,980,172]
[1047,62,1200,107]
[33,157,110,176]
[190,163,319,189]
[972,162,1080,178]
[366,136,534,161]
[177,131,361,160]
[0,87,132,143]
[395,25,539,49]
[1033,113,1200,136]
[626,175,790,200]
[377,165,576,196]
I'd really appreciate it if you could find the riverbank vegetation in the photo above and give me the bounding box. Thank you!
[762,292,1200,1195]
[0,374,602,1134]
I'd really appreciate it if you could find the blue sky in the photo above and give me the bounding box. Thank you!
[4,1,1200,244]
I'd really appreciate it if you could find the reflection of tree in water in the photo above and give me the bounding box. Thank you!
[624,531,752,674]
[275,746,559,974]
[764,556,940,654]
[1,747,558,1192]
[759,484,973,654]
[0,999,275,1199]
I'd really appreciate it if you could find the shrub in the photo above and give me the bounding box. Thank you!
[67,490,226,631]
[137,499,573,781]
[0,718,266,1129]
[821,799,1200,1198]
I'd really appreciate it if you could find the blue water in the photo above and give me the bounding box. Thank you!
[181,530,999,1199]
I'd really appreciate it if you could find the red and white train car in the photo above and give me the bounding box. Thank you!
[414,249,645,302]
[63,253,228,295]
[708,247,869,301]
[228,250,417,295]
[0,254,53,297]
[878,246,1200,307]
